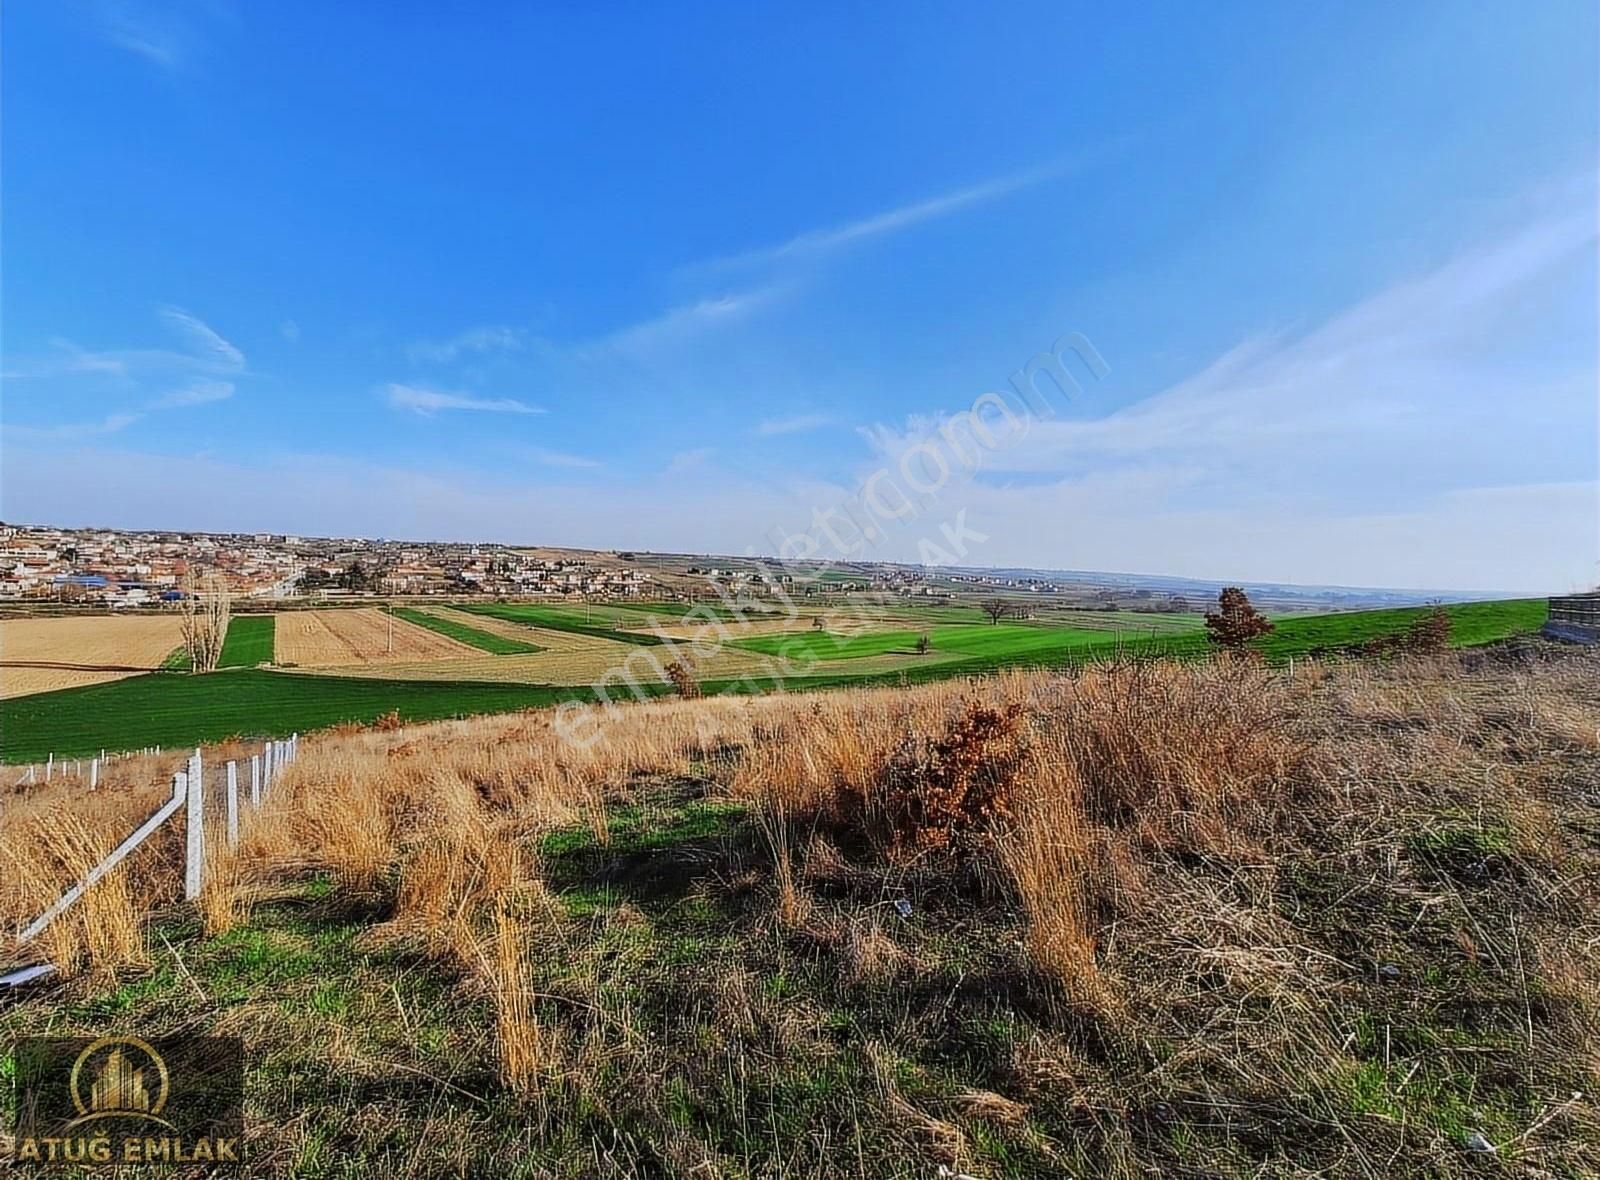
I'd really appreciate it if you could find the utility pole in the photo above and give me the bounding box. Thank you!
[387,604,393,655]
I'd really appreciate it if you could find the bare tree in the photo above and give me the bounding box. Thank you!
[181,570,231,672]
[980,598,1011,625]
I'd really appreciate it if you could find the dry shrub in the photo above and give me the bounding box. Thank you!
[1053,658,1307,855]
[868,701,1027,860]
[372,709,405,732]
[665,660,701,699]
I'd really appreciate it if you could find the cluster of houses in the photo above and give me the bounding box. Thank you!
[0,524,303,606]
[352,549,652,598]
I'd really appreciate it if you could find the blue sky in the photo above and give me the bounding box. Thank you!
[3,1,1596,592]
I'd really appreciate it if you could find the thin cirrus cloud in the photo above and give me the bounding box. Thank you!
[159,306,245,371]
[150,378,235,409]
[666,447,714,474]
[407,325,525,365]
[589,289,780,357]
[519,446,601,470]
[86,0,232,70]
[384,383,543,416]
[698,160,1074,274]
[586,163,1069,365]
[756,413,834,437]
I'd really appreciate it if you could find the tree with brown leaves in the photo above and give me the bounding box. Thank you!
[1204,587,1274,650]
[665,659,701,699]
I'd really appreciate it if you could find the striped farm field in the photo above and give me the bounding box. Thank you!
[273,608,477,667]
[0,613,186,699]
[218,614,276,668]
[391,607,543,654]
[456,602,671,645]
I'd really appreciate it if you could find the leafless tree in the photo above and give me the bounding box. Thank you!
[981,598,1011,625]
[181,570,231,672]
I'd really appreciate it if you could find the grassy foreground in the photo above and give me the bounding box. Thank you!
[2,650,1595,1176]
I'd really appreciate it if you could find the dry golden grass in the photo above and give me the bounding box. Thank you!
[3,642,1596,1172]
[273,607,475,667]
[0,613,186,698]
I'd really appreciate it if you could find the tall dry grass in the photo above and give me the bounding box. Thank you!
[6,642,1596,1128]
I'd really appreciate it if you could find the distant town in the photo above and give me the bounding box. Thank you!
[0,521,1491,616]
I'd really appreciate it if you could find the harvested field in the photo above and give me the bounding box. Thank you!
[0,614,185,699]
[292,633,794,687]
[297,611,931,686]
[273,608,477,667]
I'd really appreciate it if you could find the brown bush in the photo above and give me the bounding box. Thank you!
[665,659,701,699]
[852,700,1028,861]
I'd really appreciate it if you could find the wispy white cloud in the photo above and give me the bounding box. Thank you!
[756,412,834,437]
[518,446,602,469]
[5,412,144,441]
[159,306,244,371]
[702,162,1069,273]
[858,186,1597,591]
[150,379,234,409]
[666,447,714,474]
[87,0,231,70]
[280,320,301,344]
[408,325,525,365]
[592,289,780,357]
[385,383,542,416]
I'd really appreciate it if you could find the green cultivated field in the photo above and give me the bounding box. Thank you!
[392,607,543,655]
[0,598,1548,761]
[1258,598,1548,658]
[218,615,277,668]
[458,603,670,645]
[0,671,606,763]
[732,622,1127,663]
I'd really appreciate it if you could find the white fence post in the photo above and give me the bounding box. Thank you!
[226,761,239,846]
[184,750,204,900]
[89,760,99,790]
[16,783,190,945]
[250,754,260,808]
[264,741,274,790]
[46,755,53,782]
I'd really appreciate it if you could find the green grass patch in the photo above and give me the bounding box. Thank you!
[218,614,276,668]
[392,606,543,654]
